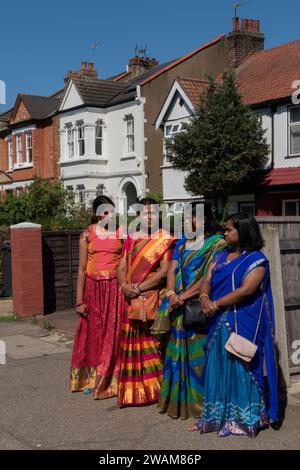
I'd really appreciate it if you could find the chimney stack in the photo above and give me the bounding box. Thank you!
[64,62,98,83]
[227,17,264,68]
[127,56,159,78]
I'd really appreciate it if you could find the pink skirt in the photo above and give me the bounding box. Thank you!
[70,275,125,399]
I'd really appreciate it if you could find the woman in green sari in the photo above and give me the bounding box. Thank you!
[154,202,226,419]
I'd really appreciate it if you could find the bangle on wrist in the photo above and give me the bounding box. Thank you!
[76,302,85,307]
[133,284,141,295]
[166,289,176,299]
[199,293,210,300]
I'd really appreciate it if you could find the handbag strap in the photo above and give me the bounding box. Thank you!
[231,252,266,343]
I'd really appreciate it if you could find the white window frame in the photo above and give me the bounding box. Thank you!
[288,106,300,156]
[7,138,13,170]
[25,132,32,164]
[95,119,103,156]
[163,122,185,164]
[16,134,22,164]
[77,121,85,157]
[125,115,135,154]
[66,124,75,159]
[282,199,300,216]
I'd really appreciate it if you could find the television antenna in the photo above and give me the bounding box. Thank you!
[91,41,101,60]
[233,1,250,17]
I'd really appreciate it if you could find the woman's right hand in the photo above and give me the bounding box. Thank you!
[122,284,139,300]
[169,294,183,308]
[200,297,214,317]
[76,303,88,318]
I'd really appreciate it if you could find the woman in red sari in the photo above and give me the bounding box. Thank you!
[117,198,175,407]
[70,195,124,399]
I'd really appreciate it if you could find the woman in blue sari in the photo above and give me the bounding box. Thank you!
[152,202,226,419]
[191,213,278,437]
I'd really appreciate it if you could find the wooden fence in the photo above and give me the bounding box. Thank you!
[257,217,300,376]
[42,231,80,313]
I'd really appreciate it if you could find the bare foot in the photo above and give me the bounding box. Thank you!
[187,424,199,432]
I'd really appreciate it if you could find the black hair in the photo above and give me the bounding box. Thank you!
[138,197,158,206]
[225,213,264,251]
[91,195,114,224]
[190,201,222,236]
[93,195,114,213]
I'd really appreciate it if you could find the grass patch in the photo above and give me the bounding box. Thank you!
[0,314,24,322]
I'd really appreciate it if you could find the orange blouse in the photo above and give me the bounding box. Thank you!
[81,225,123,280]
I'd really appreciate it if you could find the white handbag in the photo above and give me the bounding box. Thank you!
[225,254,265,363]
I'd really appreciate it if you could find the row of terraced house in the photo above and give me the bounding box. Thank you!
[1,17,300,216]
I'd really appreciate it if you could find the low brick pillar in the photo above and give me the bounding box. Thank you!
[11,222,44,317]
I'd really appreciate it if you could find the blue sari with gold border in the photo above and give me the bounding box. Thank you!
[196,249,278,437]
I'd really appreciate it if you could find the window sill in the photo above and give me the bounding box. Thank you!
[13,163,33,170]
[59,156,108,165]
[285,154,300,159]
[121,154,136,161]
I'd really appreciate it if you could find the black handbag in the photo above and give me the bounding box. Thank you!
[180,245,207,332]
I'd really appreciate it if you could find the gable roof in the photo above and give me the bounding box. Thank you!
[235,38,300,106]
[155,77,209,128]
[9,94,60,123]
[21,94,60,119]
[176,78,209,107]
[62,75,131,109]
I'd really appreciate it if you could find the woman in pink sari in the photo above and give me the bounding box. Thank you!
[70,195,124,399]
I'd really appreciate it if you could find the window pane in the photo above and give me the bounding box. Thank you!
[96,122,102,138]
[128,135,134,153]
[79,140,85,156]
[165,125,172,136]
[95,138,102,156]
[127,116,134,134]
[285,201,297,216]
[290,107,300,123]
[290,124,300,154]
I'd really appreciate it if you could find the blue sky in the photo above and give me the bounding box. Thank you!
[1,0,300,110]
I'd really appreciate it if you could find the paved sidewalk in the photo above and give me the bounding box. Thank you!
[0,314,300,450]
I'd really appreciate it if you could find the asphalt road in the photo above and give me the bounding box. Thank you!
[0,318,300,450]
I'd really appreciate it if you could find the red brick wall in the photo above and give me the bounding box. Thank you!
[11,225,44,317]
[0,117,60,196]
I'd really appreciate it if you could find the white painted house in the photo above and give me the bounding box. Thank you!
[58,63,147,212]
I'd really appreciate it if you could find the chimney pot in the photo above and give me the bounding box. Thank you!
[81,61,88,70]
[232,16,239,32]
[253,20,260,32]
[88,62,95,70]
[241,18,247,31]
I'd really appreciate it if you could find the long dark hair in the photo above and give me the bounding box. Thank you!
[226,213,264,251]
[190,201,222,236]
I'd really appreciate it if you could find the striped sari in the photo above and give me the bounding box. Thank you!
[117,231,175,407]
[157,234,226,419]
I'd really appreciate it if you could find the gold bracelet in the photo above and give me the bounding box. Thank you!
[199,293,210,300]
[166,289,176,299]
